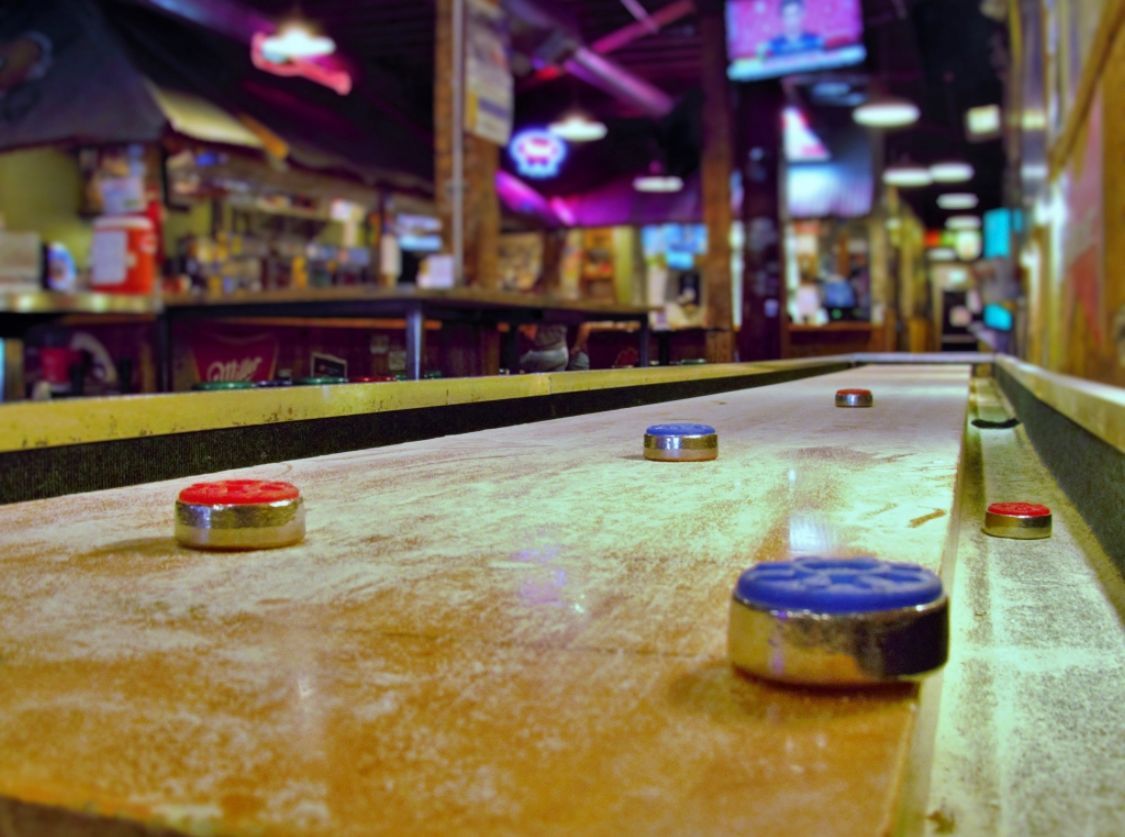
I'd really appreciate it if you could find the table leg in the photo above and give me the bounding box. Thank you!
[156,315,173,392]
[502,321,521,373]
[0,337,24,401]
[405,304,424,380]
[638,317,652,367]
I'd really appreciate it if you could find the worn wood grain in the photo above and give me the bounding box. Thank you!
[0,365,970,835]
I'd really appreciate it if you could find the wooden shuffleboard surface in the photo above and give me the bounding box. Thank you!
[0,365,971,835]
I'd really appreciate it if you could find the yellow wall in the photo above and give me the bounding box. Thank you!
[1043,2,1124,385]
[1098,21,1125,385]
[0,148,92,267]
[611,227,638,304]
[163,199,212,253]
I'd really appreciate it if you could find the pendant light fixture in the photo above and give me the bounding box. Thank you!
[548,112,608,142]
[937,193,979,210]
[634,172,684,193]
[633,151,682,193]
[549,81,608,143]
[930,161,974,183]
[946,215,981,230]
[854,95,920,128]
[260,24,336,61]
[853,23,919,130]
[883,164,932,188]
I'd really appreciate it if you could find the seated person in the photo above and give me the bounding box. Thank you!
[765,0,825,57]
[567,322,592,371]
[519,323,569,373]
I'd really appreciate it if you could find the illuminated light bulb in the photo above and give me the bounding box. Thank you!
[946,215,982,230]
[966,104,1001,137]
[260,25,336,61]
[928,247,957,261]
[633,175,684,193]
[853,96,920,128]
[930,161,974,182]
[883,165,932,188]
[1021,109,1047,131]
[548,114,607,142]
[937,193,979,210]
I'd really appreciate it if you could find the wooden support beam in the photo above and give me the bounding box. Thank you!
[699,0,734,363]
[738,83,786,361]
[435,0,502,290]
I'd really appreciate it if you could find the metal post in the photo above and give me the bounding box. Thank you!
[0,337,24,401]
[452,0,465,285]
[405,304,425,380]
[502,320,521,372]
[156,314,173,392]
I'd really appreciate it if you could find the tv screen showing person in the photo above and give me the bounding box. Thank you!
[727,0,866,82]
[766,0,825,57]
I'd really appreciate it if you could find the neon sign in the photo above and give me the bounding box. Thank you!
[251,32,352,96]
[509,129,567,179]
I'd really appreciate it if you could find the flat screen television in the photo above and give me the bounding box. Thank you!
[983,303,1014,332]
[727,0,867,82]
[642,224,708,270]
[983,208,1024,259]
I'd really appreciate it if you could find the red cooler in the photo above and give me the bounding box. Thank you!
[90,217,157,294]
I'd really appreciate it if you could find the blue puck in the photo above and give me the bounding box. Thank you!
[643,422,718,461]
[735,556,943,614]
[645,422,716,437]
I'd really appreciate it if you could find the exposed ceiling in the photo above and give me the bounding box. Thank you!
[110,0,1009,227]
[895,0,1008,227]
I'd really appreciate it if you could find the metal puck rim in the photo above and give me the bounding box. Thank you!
[643,432,719,451]
[983,508,1052,539]
[175,496,303,530]
[728,594,949,685]
[835,390,874,408]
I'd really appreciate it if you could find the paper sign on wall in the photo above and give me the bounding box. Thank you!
[465,0,513,145]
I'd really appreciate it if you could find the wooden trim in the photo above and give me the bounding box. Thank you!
[996,356,1125,452]
[0,358,851,454]
[1048,0,1125,174]
[199,317,443,331]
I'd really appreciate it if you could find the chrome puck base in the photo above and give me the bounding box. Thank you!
[728,595,949,686]
[643,426,718,462]
[175,497,306,550]
[983,503,1052,539]
[835,390,874,408]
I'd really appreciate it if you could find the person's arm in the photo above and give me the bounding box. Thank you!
[572,322,592,354]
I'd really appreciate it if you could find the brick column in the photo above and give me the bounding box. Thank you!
[434,0,501,289]
[699,0,735,362]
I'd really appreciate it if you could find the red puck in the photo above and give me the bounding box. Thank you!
[984,501,1052,539]
[175,480,305,550]
[987,502,1051,518]
[178,479,300,506]
[835,388,874,408]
